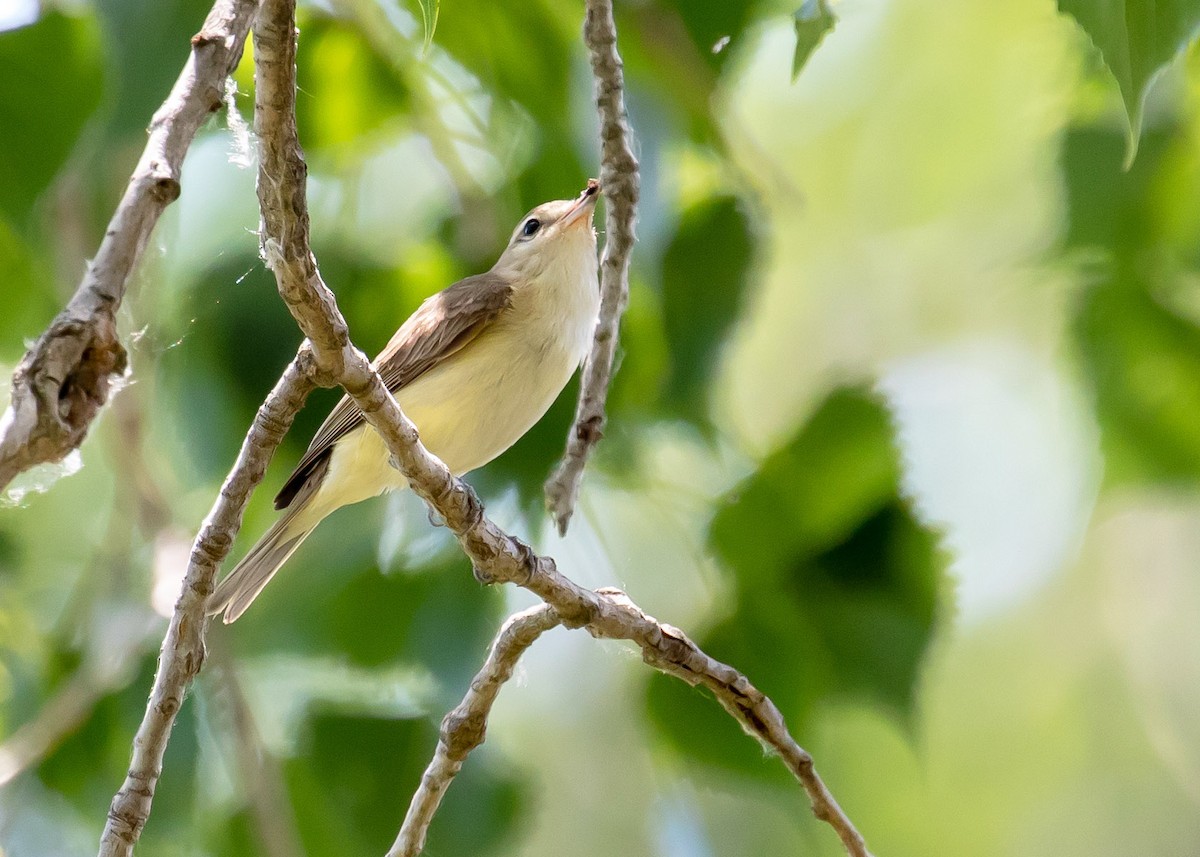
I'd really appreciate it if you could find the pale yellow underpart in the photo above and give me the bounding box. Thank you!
[287,224,600,538]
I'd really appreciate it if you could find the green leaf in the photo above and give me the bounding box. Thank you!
[286,712,524,855]
[94,0,215,138]
[709,388,901,581]
[1057,0,1200,165]
[660,195,755,424]
[792,0,836,80]
[0,219,57,355]
[429,0,573,125]
[1062,125,1200,484]
[294,12,413,157]
[648,387,945,782]
[0,11,103,225]
[1076,267,1200,483]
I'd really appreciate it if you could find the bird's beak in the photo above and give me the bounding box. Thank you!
[561,179,602,230]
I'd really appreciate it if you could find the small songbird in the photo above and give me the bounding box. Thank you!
[208,181,602,622]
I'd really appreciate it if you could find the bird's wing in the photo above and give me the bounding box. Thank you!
[273,272,515,510]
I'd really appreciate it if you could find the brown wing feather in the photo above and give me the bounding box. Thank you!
[274,272,514,510]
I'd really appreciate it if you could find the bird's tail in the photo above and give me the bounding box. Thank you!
[207,507,315,624]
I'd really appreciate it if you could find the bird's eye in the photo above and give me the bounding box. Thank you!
[522,218,541,237]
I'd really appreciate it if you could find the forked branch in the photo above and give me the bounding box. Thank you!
[96,1,871,855]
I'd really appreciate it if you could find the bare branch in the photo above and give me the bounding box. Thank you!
[81,0,865,852]
[0,0,257,494]
[544,0,640,535]
[97,357,315,857]
[390,587,872,857]
[245,2,869,854]
[388,605,561,857]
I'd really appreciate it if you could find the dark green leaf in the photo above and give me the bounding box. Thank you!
[1076,267,1200,483]
[660,195,756,424]
[286,712,524,855]
[94,0,214,138]
[0,11,103,225]
[792,0,836,80]
[649,387,945,782]
[1057,0,1200,164]
[709,388,900,582]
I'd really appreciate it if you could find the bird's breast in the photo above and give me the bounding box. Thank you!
[395,261,599,477]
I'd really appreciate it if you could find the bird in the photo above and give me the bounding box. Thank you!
[207,181,601,622]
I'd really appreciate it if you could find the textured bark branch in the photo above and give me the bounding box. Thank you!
[247,3,868,855]
[544,0,640,535]
[0,0,256,494]
[388,605,561,857]
[97,357,314,857]
[391,589,873,857]
[92,0,866,853]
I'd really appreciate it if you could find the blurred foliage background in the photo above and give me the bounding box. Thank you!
[3,0,1200,854]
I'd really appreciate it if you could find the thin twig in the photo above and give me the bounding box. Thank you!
[543,0,640,535]
[388,605,561,857]
[97,358,315,857]
[394,597,872,857]
[0,0,256,493]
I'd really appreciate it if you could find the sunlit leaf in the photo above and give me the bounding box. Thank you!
[792,0,836,80]
[1058,0,1200,164]
[295,12,412,157]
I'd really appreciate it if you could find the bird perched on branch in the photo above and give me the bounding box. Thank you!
[208,181,602,622]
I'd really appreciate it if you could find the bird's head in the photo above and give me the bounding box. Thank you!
[494,179,600,280]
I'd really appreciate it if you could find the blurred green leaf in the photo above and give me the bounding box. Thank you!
[668,0,759,73]
[649,387,945,782]
[430,0,573,125]
[710,389,900,580]
[0,219,57,355]
[792,0,836,80]
[661,195,755,423]
[1076,266,1200,482]
[0,11,103,226]
[94,0,213,138]
[1063,124,1200,484]
[1057,0,1200,164]
[295,12,413,157]
[1061,126,1171,251]
[39,655,199,829]
[286,711,524,855]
